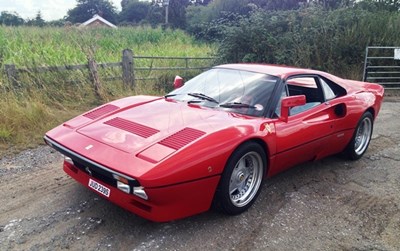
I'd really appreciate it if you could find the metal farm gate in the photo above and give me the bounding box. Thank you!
[363,46,400,90]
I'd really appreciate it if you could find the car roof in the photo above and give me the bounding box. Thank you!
[214,63,325,79]
[214,63,368,94]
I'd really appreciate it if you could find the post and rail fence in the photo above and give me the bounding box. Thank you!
[7,47,400,92]
[5,47,400,91]
[4,49,215,88]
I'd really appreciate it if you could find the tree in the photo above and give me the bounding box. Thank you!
[26,11,47,26]
[36,11,46,26]
[310,0,355,9]
[121,0,132,9]
[191,0,212,5]
[119,0,163,26]
[248,0,308,10]
[0,11,24,26]
[355,0,400,11]
[119,1,151,23]
[187,0,298,30]
[66,0,118,24]
[168,0,190,28]
[146,5,164,27]
[121,0,139,10]
[152,0,168,6]
[47,19,66,27]
[150,0,190,28]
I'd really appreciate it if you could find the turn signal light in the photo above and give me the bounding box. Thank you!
[112,174,128,184]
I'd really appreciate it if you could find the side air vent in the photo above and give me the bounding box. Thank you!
[83,104,119,119]
[104,117,159,138]
[159,128,205,150]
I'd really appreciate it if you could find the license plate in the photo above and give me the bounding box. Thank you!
[88,179,110,197]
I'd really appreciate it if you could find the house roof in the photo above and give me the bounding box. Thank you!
[80,14,117,28]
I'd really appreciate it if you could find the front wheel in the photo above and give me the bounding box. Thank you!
[344,111,373,160]
[213,142,266,215]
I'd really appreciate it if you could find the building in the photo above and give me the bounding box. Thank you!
[80,14,117,29]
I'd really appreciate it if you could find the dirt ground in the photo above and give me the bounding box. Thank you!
[1,100,399,251]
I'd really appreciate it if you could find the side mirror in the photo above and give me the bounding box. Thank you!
[280,95,306,122]
[173,76,183,89]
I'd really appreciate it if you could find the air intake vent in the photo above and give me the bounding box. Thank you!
[83,104,119,119]
[159,128,205,150]
[104,117,159,138]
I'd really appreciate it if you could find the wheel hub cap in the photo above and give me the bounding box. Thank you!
[354,117,372,155]
[229,151,263,207]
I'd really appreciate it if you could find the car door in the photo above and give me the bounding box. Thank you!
[272,75,336,174]
[314,75,351,158]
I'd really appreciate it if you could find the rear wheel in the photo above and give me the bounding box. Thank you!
[214,142,266,215]
[344,111,373,160]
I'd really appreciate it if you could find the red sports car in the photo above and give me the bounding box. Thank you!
[44,64,384,222]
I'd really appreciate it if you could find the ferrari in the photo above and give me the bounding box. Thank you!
[44,64,384,222]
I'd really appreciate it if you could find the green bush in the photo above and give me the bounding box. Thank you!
[214,7,400,79]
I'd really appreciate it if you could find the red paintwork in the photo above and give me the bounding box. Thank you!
[45,64,384,222]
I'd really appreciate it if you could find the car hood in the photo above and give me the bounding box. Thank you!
[75,98,220,154]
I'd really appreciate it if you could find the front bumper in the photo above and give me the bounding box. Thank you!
[63,157,220,222]
[44,135,221,222]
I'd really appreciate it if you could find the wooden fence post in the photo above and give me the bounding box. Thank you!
[88,58,102,98]
[5,64,17,86]
[122,49,135,87]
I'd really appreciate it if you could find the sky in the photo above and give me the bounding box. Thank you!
[0,0,123,21]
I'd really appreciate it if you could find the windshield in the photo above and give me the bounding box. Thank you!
[167,68,279,117]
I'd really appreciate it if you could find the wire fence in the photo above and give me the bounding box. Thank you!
[4,49,215,88]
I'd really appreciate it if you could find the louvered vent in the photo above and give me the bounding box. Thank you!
[83,104,119,119]
[159,128,205,150]
[104,117,159,138]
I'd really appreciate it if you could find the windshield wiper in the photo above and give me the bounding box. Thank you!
[164,94,177,98]
[219,102,256,109]
[187,93,219,104]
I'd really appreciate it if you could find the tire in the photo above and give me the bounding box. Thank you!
[213,142,266,215]
[344,111,373,160]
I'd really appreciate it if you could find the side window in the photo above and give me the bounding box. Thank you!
[319,77,346,100]
[320,78,336,100]
[286,77,323,115]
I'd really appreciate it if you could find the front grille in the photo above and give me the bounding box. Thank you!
[72,159,117,187]
[69,156,140,189]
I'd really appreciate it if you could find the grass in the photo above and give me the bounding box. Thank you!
[0,26,213,66]
[0,26,215,157]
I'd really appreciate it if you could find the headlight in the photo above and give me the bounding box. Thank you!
[116,181,130,194]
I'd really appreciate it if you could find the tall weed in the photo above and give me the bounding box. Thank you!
[0,26,214,156]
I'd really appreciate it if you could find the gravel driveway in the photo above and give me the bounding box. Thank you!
[1,100,399,251]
